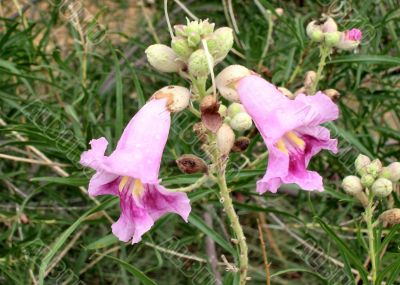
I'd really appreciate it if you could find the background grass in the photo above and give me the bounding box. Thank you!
[0,0,399,284]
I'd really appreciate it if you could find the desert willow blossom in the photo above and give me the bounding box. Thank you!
[80,87,192,244]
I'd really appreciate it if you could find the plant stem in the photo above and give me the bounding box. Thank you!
[257,10,273,71]
[309,44,331,95]
[365,190,377,284]
[216,164,248,284]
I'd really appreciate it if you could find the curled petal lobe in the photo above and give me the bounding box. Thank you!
[112,182,191,244]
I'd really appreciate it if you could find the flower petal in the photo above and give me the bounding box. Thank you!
[142,184,191,222]
[87,171,119,196]
[80,99,171,183]
[112,188,154,244]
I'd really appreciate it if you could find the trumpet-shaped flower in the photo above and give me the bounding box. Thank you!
[237,75,339,194]
[80,98,191,243]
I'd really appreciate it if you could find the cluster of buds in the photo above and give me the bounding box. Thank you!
[342,154,400,207]
[306,15,362,50]
[145,19,234,77]
[219,102,253,132]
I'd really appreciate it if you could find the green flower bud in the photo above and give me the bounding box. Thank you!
[324,31,341,47]
[379,167,391,179]
[187,32,201,48]
[371,178,393,198]
[188,49,212,77]
[342,176,363,195]
[366,159,383,177]
[171,37,193,59]
[145,44,184,73]
[230,112,253,132]
[218,104,228,117]
[227,103,245,118]
[355,154,371,176]
[212,27,234,62]
[306,21,324,42]
[174,25,187,37]
[200,19,215,35]
[387,162,400,182]
[361,174,375,188]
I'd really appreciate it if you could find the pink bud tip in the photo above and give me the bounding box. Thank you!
[346,28,362,41]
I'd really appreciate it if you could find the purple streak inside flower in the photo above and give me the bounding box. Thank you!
[237,75,339,194]
[346,28,362,41]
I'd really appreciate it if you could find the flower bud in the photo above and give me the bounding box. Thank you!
[323,89,340,102]
[188,32,201,48]
[188,49,212,77]
[218,105,228,117]
[335,28,362,51]
[227,103,245,118]
[355,154,371,176]
[386,162,400,182]
[371,178,393,198]
[304,71,317,89]
[176,154,208,174]
[174,25,187,37]
[379,167,391,179]
[171,37,193,59]
[216,65,252,102]
[145,44,184,73]
[275,8,284,16]
[366,159,383,177]
[379,209,400,225]
[232,136,250,152]
[200,19,215,36]
[306,21,324,42]
[212,27,234,61]
[217,123,235,155]
[361,174,375,188]
[324,31,341,47]
[153,85,191,113]
[322,17,338,33]
[277,87,295,99]
[342,175,363,195]
[230,112,253,132]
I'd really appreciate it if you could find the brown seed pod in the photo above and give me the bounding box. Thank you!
[379,208,400,226]
[176,154,208,174]
[231,136,250,152]
[200,95,220,114]
[323,89,340,102]
[193,122,208,143]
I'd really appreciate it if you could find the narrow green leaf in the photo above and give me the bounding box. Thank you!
[104,255,157,285]
[188,213,236,256]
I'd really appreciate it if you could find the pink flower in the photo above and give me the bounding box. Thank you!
[336,28,362,50]
[237,75,339,194]
[346,28,362,41]
[80,98,191,244]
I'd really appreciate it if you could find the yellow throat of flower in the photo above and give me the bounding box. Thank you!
[276,131,305,155]
[119,176,145,198]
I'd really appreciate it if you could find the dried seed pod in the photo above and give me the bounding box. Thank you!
[323,89,340,102]
[379,208,400,225]
[193,122,208,143]
[232,136,250,152]
[176,154,208,174]
[200,95,220,114]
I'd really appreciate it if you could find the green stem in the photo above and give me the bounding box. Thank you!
[309,45,331,95]
[257,10,274,71]
[167,175,210,192]
[216,164,248,284]
[365,190,377,284]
